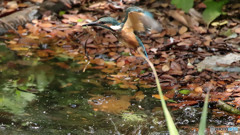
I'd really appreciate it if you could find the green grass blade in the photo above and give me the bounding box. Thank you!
[138,48,179,135]
[198,90,210,135]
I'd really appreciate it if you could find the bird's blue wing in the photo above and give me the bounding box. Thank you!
[123,7,162,32]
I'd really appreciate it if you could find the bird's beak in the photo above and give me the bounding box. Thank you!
[82,22,103,27]
[82,22,115,32]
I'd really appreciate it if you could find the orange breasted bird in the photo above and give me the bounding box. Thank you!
[82,7,163,58]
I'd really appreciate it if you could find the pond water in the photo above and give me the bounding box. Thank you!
[0,45,235,135]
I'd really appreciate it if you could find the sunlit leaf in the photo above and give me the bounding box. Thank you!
[59,11,66,16]
[77,19,83,22]
[152,94,169,100]
[179,89,191,95]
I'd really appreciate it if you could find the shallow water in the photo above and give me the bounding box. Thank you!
[0,45,235,134]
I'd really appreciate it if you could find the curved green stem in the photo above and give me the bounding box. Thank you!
[137,47,179,135]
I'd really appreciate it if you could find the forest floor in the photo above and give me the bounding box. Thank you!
[1,0,240,130]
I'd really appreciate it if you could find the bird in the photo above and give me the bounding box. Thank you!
[82,6,163,58]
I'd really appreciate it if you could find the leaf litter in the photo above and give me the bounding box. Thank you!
[1,0,240,126]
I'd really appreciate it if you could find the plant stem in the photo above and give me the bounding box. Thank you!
[137,47,179,135]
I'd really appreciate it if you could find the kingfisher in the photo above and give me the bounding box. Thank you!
[82,7,163,58]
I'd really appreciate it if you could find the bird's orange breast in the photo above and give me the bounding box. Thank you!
[120,28,139,49]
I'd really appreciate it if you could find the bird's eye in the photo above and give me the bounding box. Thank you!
[99,21,105,24]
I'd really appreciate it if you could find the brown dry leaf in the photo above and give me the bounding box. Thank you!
[56,62,70,69]
[169,61,183,75]
[18,37,39,46]
[129,84,137,90]
[31,0,43,3]
[117,60,125,67]
[235,27,240,33]
[38,22,53,28]
[167,100,198,107]
[232,97,240,108]
[88,1,108,10]
[203,40,211,46]
[168,10,199,29]
[132,91,145,101]
[105,61,116,68]
[110,73,128,78]
[26,23,40,35]
[177,39,193,48]
[119,83,137,90]
[194,87,203,93]
[6,1,18,9]
[226,80,240,91]
[236,118,240,124]
[140,84,154,88]
[91,58,105,66]
[150,48,158,54]
[88,95,131,114]
[210,92,231,102]
[162,64,170,72]
[37,50,49,57]
[62,14,80,23]
[179,26,188,35]
[152,94,169,100]
[51,30,68,38]
[101,68,115,73]
[164,90,176,99]
[187,84,199,90]
[189,8,203,24]
[166,28,177,36]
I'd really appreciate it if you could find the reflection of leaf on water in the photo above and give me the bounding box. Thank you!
[0,45,15,63]
[0,81,36,114]
[36,70,54,91]
[0,64,55,114]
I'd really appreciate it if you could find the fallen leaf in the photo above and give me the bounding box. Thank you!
[179,26,188,34]
[194,87,203,93]
[162,64,170,72]
[88,95,131,114]
[235,27,240,34]
[133,91,145,101]
[152,94,169,100]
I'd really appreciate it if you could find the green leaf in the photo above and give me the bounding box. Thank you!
[171,0,194,12]
[140,70,145,74]
[17,86,28,91]
[59,11,66,16]
[179,89,191,95]
[203,0,229,26]
[77,19,83,22]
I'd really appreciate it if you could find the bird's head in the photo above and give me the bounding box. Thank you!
[82,17,121,31]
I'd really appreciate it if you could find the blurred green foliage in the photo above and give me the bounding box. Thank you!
[171,0,229,25]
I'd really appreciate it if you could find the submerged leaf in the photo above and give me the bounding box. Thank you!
[88,95,131,114]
